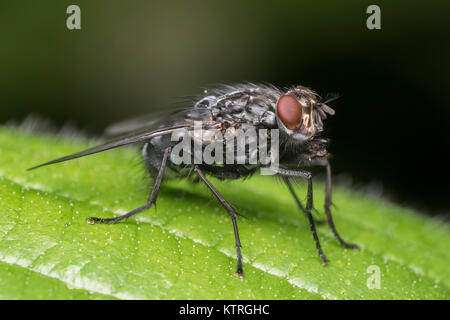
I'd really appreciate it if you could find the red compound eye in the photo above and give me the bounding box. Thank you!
[277,94,302,130]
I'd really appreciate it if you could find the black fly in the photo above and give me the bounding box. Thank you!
[28,83,358,278]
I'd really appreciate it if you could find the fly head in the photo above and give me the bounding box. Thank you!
[276,85,335,144]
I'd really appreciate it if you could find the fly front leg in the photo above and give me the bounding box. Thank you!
[87,147,171,224]
[194,165,244,278]
[283,176,326,225]
[324,162,358,249]
[274,166,328,265]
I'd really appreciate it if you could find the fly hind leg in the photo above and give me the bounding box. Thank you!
[87,147,170,224]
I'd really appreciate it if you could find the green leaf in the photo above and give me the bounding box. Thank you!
[0,126,448,300]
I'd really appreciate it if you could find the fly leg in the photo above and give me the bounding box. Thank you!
[194,165,244,278]
[87,147,170,224]
[274,166,328,265]
[283,176,326,225]
[324,162,358,249]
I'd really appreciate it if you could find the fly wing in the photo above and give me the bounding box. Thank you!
[27,124,191,170]
[27,106,216,171]
[104,114,162,136]
[104,108,189,136]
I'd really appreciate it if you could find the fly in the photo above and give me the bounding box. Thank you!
[28,83,358,278]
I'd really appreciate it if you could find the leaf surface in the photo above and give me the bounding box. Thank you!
[0,127,448,299]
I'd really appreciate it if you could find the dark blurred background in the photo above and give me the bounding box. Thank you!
[1,0,449,216]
